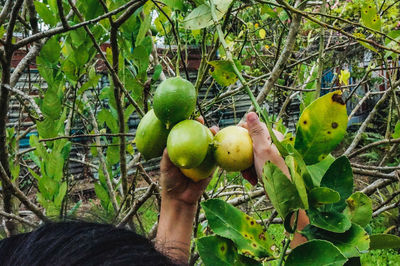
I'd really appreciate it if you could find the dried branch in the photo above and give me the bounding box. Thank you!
[352,167,398,180]
[0,210,38,227]
[361,179,395,196]
[248,0,304,113]
[0,0,12,25]
[348,137,400,158]
[117,183,156,227]
[373,201,400,217]
[2,84,43,119]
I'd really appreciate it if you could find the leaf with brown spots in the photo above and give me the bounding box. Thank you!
[294,91,348,165]
[197,235,261,266]
[208,60,243,87]
[201,199,275,259]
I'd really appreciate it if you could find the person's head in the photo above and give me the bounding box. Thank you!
[0,221,176,265]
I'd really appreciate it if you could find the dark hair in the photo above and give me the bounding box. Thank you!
[0,221,176,266]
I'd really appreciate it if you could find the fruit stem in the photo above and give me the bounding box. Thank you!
[209,0,288,156]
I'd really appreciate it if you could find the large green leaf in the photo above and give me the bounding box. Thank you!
[39,36,61,65]
[54,182,67,207]
[285,239,347,266]
[294,91,348,165]
[369,234,400,250]
[343,192,372,228]
[34,1,57,26]
[201,199,274,258]
[321,156,354,212]
[197,236,261,266]
[182,0,233,30]
[307,208,352,233]
[306,154,335,187]
[136,15,152,47]
[163,0,184,10]
[309,187,340,206]
[133,45,150,75]
[301,224,370,258]
[262,162,303,219]
[208,60,242,87]
[45,153,64,181]
[97,109,119,133]
[360,1,381,32]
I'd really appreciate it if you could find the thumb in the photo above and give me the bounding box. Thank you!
[246,112,270,147]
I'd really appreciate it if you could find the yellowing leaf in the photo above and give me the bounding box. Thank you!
[339,69,350,85]
[294,91,348,165]
[259,29,266,39]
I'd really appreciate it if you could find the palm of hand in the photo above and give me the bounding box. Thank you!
[160,149,210,205]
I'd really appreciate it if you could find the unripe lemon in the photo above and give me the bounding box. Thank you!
[153,77,196,129]
[167,120,211,169]
[214,126,253,171]
[180,129,216,182]
[135,109,169,160]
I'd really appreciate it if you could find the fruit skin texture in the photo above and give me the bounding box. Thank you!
[167,120,211,169]
[214,126,253,172]
[153,77,196,129]
[180,129,217,182]
[136,109,169,160]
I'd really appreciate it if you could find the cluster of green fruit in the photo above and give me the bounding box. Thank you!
[136,77,254,182]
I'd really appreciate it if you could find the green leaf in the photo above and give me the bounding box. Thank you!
[294,91,348,165]
[182,0,233,30]
[301,224,369,258]
[262,161,303,218]
[37,118,57,139]
[306,154,335,187]
[208,60,242,87]
[201,199,274,258]
[41,89,61,120]
[79,0,104,20]
[285,239,347,266]
[39,36,61,65]
[97,109,119,133]
[54,182,67,207]
[163,0,184,10]
[152,64,163,81]
[136,15,152,47]
[309,187,340,206]
[360,1,381,32]
[307,208,352,233]
[320,156,354,212]
[343,192,372,228]
[133,45,150,75]
[369,234,400,250]
[45,153,64,181]
[94,182,109,204]
[106,144,120,166]
[393,121,400,139]
[285,155,308,209]
[197,235,261,266]
[34,1,57,26]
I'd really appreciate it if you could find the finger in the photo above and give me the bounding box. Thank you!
[210,125,219,135]
[238,122,248,130]
[273,129,284,141]
[246,112,270,146]
[196,116,205,125]
[241,166,258,186]
[160,148,174,172]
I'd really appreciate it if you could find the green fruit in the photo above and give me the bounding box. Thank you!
[180,129,217,182]
[135,109,169,160]
[153,77,196,129]
[214,126,253,172]
[167,120,211,169]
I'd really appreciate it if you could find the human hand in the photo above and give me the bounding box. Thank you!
[159,117,218,206]
[240,112,290,185]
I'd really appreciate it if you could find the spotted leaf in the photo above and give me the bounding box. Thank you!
[343,192,372,228]
[294,91,348,165]
[201,199,275,258]
[361,1,381,32]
